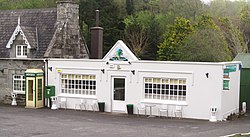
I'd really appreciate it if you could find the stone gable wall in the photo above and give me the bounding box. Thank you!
[0,59,44,105]
[44,1,89,59]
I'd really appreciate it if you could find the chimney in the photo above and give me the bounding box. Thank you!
[44,0,89,59]
[90,10,103,59]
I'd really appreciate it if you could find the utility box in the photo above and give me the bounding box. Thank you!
[45,85,55,99]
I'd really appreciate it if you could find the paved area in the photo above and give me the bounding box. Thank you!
[0,105,250,137]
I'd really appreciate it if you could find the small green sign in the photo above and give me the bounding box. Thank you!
[25,73,36,77]
[226,65,237,72]
[223,69,230,77]
[223,80,229,90]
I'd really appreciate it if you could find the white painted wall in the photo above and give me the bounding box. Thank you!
[47,59,241,120]
[220,64,240,120]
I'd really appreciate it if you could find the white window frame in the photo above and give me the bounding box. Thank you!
[144,77,187,101]
[13,75,25,94]
[16,45,28,58]
[61,74,96,96]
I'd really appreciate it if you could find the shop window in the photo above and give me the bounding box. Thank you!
[61,74,96,95]
[13,75,25,94]
[144,78,187,101]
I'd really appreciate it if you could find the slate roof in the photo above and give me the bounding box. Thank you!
[0,8,57,58]
[233,53,250,68]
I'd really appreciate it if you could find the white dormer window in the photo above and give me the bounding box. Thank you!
[16,45,27,58]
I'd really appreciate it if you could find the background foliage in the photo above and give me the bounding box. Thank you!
[0,0,250,62]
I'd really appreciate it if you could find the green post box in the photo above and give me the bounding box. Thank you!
[45,85,55,99]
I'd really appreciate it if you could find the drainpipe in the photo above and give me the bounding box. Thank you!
[44,58,49,107]
[43,58,48,86]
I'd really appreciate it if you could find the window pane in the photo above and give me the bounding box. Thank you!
[16,45,28,57]
[223,80,229,90]
[13,75,25,92]
[61,74,96,95]
[17,46,21,56]
[144,78,187,101]
[23,46,27,55]
[38,79,43,100]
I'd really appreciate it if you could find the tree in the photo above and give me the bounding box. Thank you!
[0,0,56,10]
[194,15,219,30]
[126,0,134,15]
[142,14,165,60]
[218,17,248,57]
[124,11,166,59]
[157,17,194,61]
[240,5,250,51]
[179,29,232,62]
[208,0,246,18]
[178,15,232,62]
[123,11,151,58]
[79,0,124,55]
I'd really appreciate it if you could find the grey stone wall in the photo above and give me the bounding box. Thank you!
[44,1,89,59]
[0,59,44,105]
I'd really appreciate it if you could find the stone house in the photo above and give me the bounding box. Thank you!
[0,1,90,105]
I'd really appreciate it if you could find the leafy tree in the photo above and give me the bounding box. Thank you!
[218,17,248,57]
[208,0,246,18]
[2,0,249,61]
[179,29,232,62]
[123,11,151,58]
[157,17,194,61]
[79,0,124,55]
[126,0,134,15]
[0,0,56,10]
[178,15,232,62]
[165,0,204,22]
[240,5,250,51]
[142,14,165,60]
[194,15,219,30]
[207,0,250,53]
[158,14,233,62]
[124,11,165,59]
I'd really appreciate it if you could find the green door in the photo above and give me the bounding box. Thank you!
[240,69,250,111]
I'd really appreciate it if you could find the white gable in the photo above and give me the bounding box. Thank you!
[6,17,31,49]
[102,40,138,61]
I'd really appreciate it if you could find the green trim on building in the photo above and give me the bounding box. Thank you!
[25,73,44,77]
[35,78,37,107]
[234,54,250,112]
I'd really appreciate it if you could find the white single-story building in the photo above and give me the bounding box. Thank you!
[46,40,241,121]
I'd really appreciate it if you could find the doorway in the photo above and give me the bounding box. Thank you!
[26,77,35,108]
[25,69,44,108]
[112,77,126,112]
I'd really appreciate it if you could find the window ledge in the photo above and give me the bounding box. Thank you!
[16,56,28,58]
[140,99,188,106]
[13,91,25,94]
[58,94,97,99]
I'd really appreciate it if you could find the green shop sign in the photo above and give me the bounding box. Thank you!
[25,73,36,77]
[25,73,44,77]
[225,65,237,72]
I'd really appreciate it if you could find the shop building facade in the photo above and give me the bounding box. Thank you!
[47,40,241,121]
